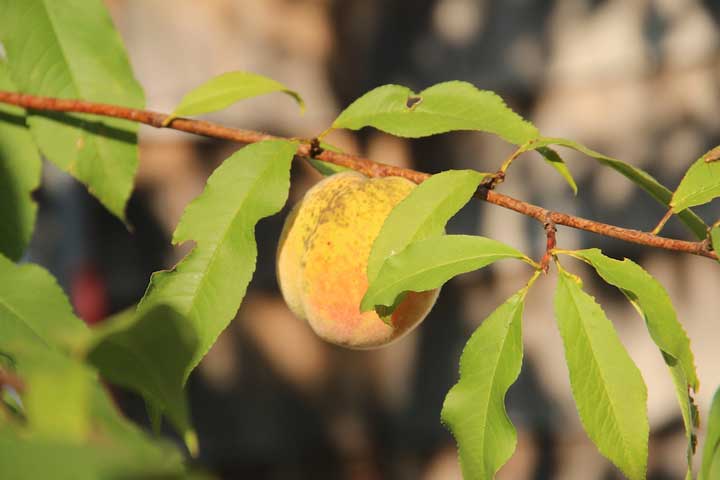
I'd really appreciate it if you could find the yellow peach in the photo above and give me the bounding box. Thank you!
[277,171,439,349]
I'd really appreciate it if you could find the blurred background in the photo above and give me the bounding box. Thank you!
[25,0,720,478]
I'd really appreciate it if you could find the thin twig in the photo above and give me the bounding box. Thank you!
[652,208,674,235]
[0,90,716,261]
[540,216,557,274]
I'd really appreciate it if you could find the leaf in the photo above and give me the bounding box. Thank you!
[554,268,648,480]
[563,248,697,476]
[700,386,720,480]
[307,157,352,176]
[361,235,529,312]
[86,304,198,443]
[0,253,88,350]
[671,147,720,212]
[441,289,526,479]
[164,71,304,125]
[332,81,539,144]
[712,225,720,264]
[563,249,697,389]
[367,170,488,285]
[137,140,296,378]
[0,61,41,261]
[536,146,578,194]
[531,137,707,239]
[0,0,145,220]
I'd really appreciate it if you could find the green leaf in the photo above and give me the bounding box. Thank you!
[332,81,539,144]
[700,386,720,480]
[554,268,648,480]
[563,249,697,388]
[138,140,296,378]
[0,62,41,261]
[0,0,145,220]
[711,225,720,264]
[86,304,198,442]
[165,71,304,125]
[367,170,488,285]
[0,254,88,351]
[536,146,578,194]
[671,147,720,212]
[361,235,529,312]
[442,289,526,479]
[307,157,352,176]
[563,247,698,477]
[531,137,707,239]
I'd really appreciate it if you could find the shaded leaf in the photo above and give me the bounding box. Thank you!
[700,386,720,480]
[712,225,720,264]
[165,71,304,124]
[671,147,720,212]
[531,137,707,239]
[442,288,526,479]
[361,235,529,312]
[0,0,145,220]
[554,268,648,480]
[536,146,577,194]
[137,140,296,378]
[0,61,41,261]
[367,170,488,285]
[86,304,198,443]
[332,81,538,144]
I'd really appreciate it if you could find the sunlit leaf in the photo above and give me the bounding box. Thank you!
[165,71,304,125]
[0,61,41,261]
[0,253,88,350]
[531,137,707,239]
[137,140,296,378]
[442,288,527,479]
[554,268,648,480]
[362,235,529,312]
[332,81,538,144]
[0,0,145,220]
[671,147,720,212]
[367,170,488,285]
[700,386,720,480]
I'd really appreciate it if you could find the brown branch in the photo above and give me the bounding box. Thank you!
[0,90,716,261]
[540,217,557,274]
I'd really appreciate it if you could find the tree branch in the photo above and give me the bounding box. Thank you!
[0,90,716,261]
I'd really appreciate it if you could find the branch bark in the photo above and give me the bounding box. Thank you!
[0,90,716,261]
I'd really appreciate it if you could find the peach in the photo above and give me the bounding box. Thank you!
[277,171,439,349]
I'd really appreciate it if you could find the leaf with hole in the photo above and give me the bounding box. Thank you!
[442,288,526,479]
[137,140,296,378]
[554,268,648,480]
[332,81,538,144]
[0,61,41,261]
[367,169,488,285]
[0,0,145,221]
[165,71,304,125]
[361,235,529,312]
